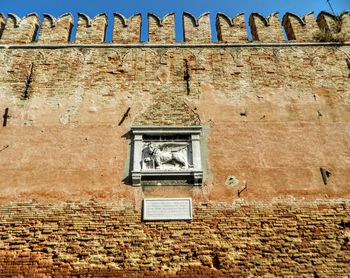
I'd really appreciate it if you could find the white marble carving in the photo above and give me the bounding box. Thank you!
[143,142,189,170]
[130,126,203,186]
[143,198,193,221]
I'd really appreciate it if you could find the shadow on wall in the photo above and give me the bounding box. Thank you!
[121,130,133,186]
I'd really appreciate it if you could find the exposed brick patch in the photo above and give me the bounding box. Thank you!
[0,200,349,276]
[133,93,200,126]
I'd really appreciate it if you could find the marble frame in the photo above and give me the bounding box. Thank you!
[130,126,203,186]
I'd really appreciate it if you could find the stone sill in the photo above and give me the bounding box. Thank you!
[131,126,202,135]
[132,170,203,176]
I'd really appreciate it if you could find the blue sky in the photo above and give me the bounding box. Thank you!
[0,0,349,41]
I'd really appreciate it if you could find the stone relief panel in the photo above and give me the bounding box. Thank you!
[130,126,203,186]
[142,142,190,170]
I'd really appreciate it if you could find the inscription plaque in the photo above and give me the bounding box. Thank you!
[143,198,193,221]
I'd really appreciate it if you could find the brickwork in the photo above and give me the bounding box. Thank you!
[183,12,211,43]
[148,13,175,44]
[75,13,107,44]
[282,12,319,42]
[0,13,39,44]
[38,13,73,44]
[134,93,200,126]
[317,12,350,41]
[112,13,141,44]
[249,12,285,42]
[342,12,350,41]
[317,11,338,33]
[0,13,5,39]
[0,8,350,276]
[0,200,349,276]
[216,13,247,43]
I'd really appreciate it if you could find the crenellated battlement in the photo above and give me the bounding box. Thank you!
[282,12,319,42]
[249,12,285,42]
[1,13,40,44]
[0,13,5,38]
[38,13,73,44]
[0,11,349,44]
[183,12,211,43]
[216,13,247,43]
[113,13,142,43]
[76,13,107,43]
[317,11,350,41]
[148,13,175,43]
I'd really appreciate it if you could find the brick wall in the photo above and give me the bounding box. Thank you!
[0,9,350,276]
[0,200,349,276]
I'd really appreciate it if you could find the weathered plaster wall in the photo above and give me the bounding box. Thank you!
[0,45,349,203]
